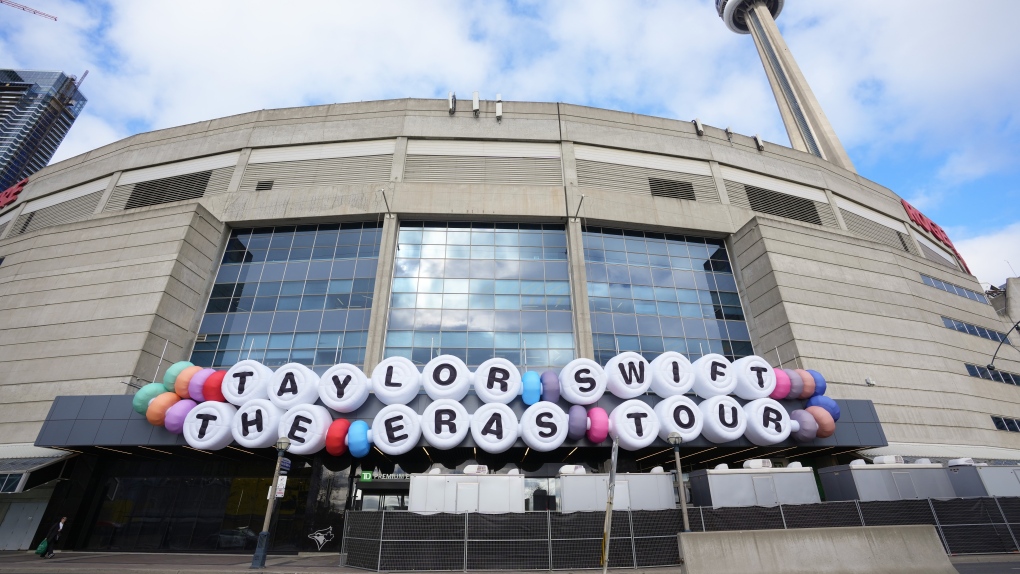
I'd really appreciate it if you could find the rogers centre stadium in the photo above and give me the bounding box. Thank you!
[1,0,1019,565]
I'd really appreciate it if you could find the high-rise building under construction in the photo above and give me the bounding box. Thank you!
[0,69,86,190]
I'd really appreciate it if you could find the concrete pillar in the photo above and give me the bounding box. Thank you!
[362,213,398,373]
[1006,278,1020,325]
[390,137,408,183]
[746,2,856,174]
[708,160,730,204]
[0,203,26,240]
[903,226,930,263]
[93,171,123,214]
[566,218,594,360]
[823,189,848,231]
[226,148,252,193]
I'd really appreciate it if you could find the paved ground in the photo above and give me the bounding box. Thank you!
[0,550,1013,573]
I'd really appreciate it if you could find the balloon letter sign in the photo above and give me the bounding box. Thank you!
[139,351,837,455]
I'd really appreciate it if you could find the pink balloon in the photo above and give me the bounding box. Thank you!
[188,368,216,403]
[587,407,609,443]
[164,399,197,434]
[770,368,791,400]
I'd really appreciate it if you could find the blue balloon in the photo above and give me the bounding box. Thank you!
[522,371,542,405]
[805,395,840,422]
[806,369,827,397]
[348,420,371,458]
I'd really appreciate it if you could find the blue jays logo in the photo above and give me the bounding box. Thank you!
[308,526,334,550]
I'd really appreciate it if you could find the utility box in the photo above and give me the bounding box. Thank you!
[946,464,1020,497]
[819,462,955,501]
[408,472,525,513]
[559,472,675,513]
[688,465,820,508]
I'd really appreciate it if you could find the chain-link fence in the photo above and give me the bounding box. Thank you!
[342,497,1020,570]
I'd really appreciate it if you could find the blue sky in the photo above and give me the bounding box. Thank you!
[2,0,1018,285]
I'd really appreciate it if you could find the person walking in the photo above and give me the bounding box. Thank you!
[40,517,66,559]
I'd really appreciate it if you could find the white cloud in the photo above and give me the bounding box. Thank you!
[956,222,1020,288]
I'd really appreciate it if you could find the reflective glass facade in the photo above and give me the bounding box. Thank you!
[583,226,752,364]
[384,222,574,370]
[190,223,381,372]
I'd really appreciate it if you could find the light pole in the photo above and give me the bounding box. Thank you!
[667,432,691,533]
[251,436,290,569]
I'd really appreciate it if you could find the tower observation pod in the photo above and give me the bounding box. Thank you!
[717,0,856,173]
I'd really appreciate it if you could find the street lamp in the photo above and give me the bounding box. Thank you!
[251,436,291,569]
[667,432,691,533]
[987,319,1020,373]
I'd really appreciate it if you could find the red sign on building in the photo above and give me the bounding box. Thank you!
[901,199,970,274]
[0,178,28,209]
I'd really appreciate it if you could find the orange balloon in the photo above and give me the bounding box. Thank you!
[806,406,835,438]
[175,365,203,399]
[795,369,815,399]
[146,392,181,426]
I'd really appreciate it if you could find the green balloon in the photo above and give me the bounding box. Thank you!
[133,383,167,415]
[162,361,194,391]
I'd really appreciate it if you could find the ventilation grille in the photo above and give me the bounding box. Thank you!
[576,159,719,203]
[841,211,920,256]
[403,155,563,186]
[725,181,838,227]
[11,190,103,235]
[105,167,232,212]
[254,180,273,191]
[239,155,392,191]
[920,242,959,270]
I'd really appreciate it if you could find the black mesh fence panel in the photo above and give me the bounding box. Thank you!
[782,501,862,529]
[344,537,379,570]
[995,497,1020,523]
[859,499,937,526]
[378,540,463,571]
[702,505,785,531]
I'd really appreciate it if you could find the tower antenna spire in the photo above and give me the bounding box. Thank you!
[717,0,855,173]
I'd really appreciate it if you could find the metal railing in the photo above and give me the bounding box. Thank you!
[341,497,1020,571]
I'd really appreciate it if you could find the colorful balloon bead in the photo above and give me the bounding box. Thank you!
[146,392,180,426]
[133,383,166,415]
[163,361,194,391]
[325,419,351,456]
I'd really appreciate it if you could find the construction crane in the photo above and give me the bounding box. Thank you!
[1,0,57,21]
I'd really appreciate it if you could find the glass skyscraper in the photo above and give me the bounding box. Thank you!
[0,69,86,189]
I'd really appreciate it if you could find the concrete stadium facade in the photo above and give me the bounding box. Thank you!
[1,98,1019,552]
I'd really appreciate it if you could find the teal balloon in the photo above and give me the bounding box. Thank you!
[132,383,166,414]
[522,371,541,405]
[162,361,194,391]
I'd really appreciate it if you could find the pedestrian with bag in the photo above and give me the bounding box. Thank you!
[38,517,66,559]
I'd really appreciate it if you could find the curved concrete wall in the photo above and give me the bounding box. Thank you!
[0,98,1016,457]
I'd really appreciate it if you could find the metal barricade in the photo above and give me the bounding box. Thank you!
[339,497,1020,570]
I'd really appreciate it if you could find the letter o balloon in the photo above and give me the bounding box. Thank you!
[654,395,703,443]
[184,401,237,450]
[422,355,472,401]
[372,404,422,456]
[558,358,607,405]
[471,403,519,454]
[278,405,332,455]
[422,399,470,450]
[520,402,568,452]
[698,395,746,443]
[232,399,285,449]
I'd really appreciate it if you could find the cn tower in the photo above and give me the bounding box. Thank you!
[718,0,856,173]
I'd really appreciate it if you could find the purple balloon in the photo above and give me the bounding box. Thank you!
[188,368,216,403]
[567,405,587,440]
[541,371,560,403]
[783,369,804,400]
[164,399,197,434]
[790,409,818,442]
